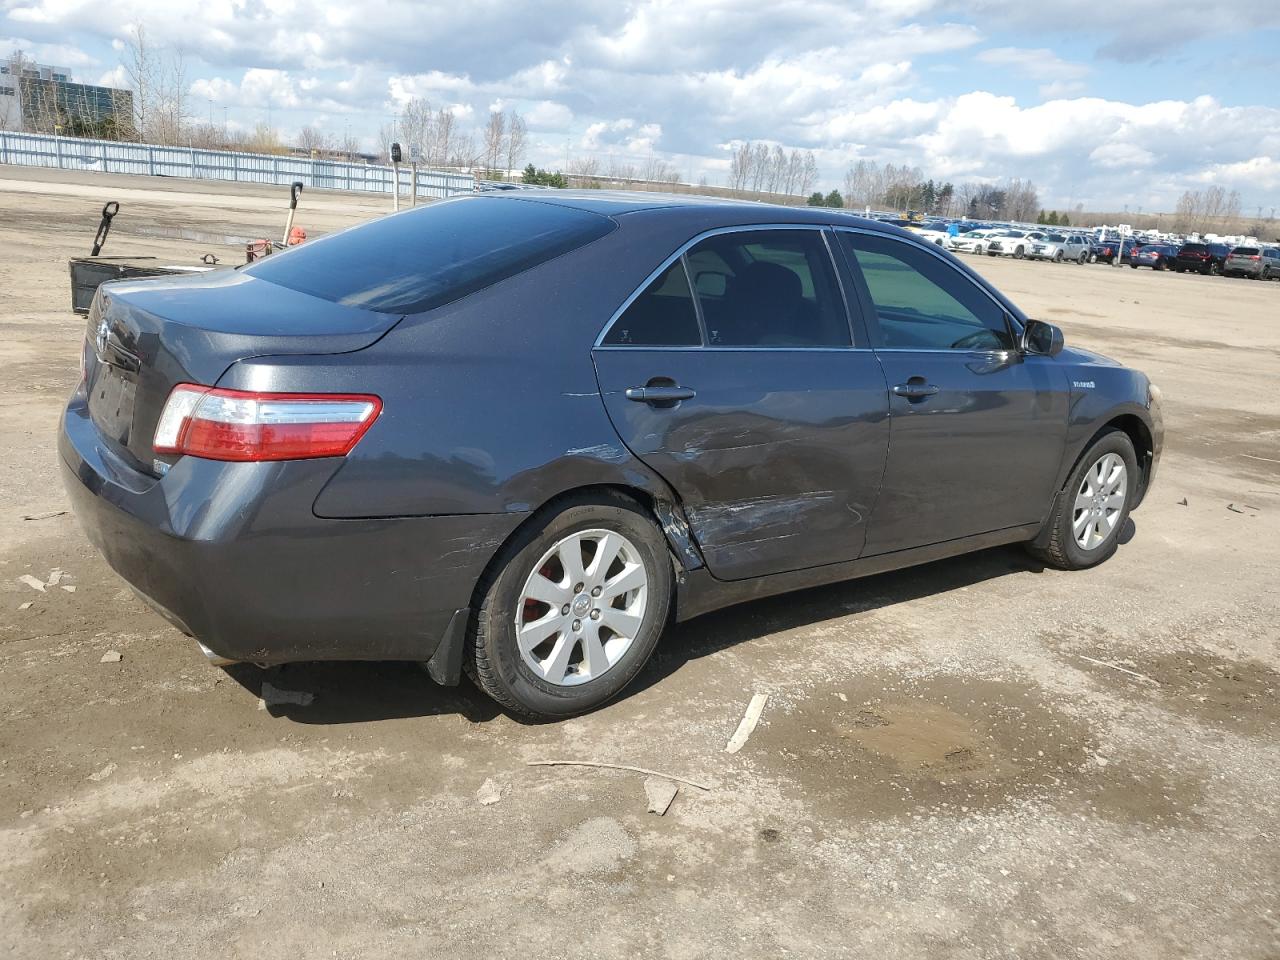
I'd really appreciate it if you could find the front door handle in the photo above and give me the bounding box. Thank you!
[625,385,696,403]
[892,379,940,400]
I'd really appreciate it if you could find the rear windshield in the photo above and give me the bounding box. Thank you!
[1180,244,1207,252]
[242,196,616,314]
[1232,247,1260,256]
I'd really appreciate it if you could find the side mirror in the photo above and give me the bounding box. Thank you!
[1022,319,1064,357]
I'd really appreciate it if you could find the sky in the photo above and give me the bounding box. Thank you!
[3,0,1279,212]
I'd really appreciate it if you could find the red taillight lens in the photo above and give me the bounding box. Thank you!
[153,385,382,462]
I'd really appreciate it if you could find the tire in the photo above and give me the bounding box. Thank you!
[1155,260,1166,271]
[1014,246,1026,259]
[1130,264,1138,269]
[1078,252,1088,264]
[466,491,673,719]
[1089,253,1098,263]
[1054,250,1064,263]
[1028,429,1137,571]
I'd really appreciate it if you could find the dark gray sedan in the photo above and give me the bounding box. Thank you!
[61,193,1163,718]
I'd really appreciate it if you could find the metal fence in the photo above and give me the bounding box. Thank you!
[0,130,475,199]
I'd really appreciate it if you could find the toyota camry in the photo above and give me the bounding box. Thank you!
[61,192,1163,718]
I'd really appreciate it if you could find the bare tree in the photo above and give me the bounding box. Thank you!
[122,25,159,140]
[503,110,526,175]
[376,121,395,160]
[482,110,506,175]
[398,98,433,163]
[338,130,361,160]
[797,152,818,198]
[297,125,333,154]
[568,154,600,186]
[431,107,456,167]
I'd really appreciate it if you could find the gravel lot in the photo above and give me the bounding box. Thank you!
[1,168,1277,960]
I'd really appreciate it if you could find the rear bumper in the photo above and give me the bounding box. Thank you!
[59,390,522,664]
[1223,261,1262,276]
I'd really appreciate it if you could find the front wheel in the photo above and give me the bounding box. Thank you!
[1014,246,1026,259]
[1028,429,1137,570]
[466,492,673,719]
[1089,253,1098,263]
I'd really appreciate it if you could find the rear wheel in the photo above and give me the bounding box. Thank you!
[1078,251,1089,264]
[466,492,673,719]
[1089,253,1098,263]
[1029,430,1137,571]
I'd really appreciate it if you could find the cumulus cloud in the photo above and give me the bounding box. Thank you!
[3,0,1277,209]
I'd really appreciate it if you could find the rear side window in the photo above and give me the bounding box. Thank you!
[685,230,851,347]
[840,232,1013,351]
[601,260,701,346]
[242,197,615,314]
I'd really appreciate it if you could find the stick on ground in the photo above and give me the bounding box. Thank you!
[1078,654,1160,686]
[526,760,712,791]
[725,693,770,755]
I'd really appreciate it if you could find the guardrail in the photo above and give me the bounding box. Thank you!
[0,130,475,199]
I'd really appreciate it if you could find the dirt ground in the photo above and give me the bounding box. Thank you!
[1,168,1277,960]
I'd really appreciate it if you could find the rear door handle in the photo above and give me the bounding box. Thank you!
[625,385,696,403]
[892,381,940,399]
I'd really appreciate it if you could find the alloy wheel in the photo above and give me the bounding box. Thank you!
[1073,453,1127,550]
[515,528,648,686]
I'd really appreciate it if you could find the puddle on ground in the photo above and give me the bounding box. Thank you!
[753,675,1199,826]
[1077,650,1280,735]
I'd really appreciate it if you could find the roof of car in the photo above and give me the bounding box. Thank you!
[480,189,873,226]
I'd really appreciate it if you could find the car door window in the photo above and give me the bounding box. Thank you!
[601,259,702,346]
[839,232,1014,351]
[686,230,850,347]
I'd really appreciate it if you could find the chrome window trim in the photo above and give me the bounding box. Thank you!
[832,224,1025,350]
[592,222,858,350]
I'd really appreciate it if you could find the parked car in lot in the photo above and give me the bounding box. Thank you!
[1088,239,1122,264]
[1129,243,1179,271]
[947,229,996,255]
[987,230,1045,259]
[1029,233,1091,263]
[61,194,1163,718]
[1222,245,1280,279]
[1175,242,1231,275]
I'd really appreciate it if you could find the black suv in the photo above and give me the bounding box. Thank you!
[1175,242,1231,275]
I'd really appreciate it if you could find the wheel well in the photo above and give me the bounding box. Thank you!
[466,482,700,611]
[1069,415,1154,499]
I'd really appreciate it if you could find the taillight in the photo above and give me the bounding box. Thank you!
[153,385,382,462]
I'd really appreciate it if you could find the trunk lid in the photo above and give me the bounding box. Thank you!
[84,268,400,475]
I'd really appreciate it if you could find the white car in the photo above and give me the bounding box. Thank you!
[985,230,1047,259]
[905,225,950,247]
[947,229,996,255]
[1028,233,1091,264]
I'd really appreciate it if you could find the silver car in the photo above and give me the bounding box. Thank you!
[1029,233,1091,264]
[1222,246,1280,280]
